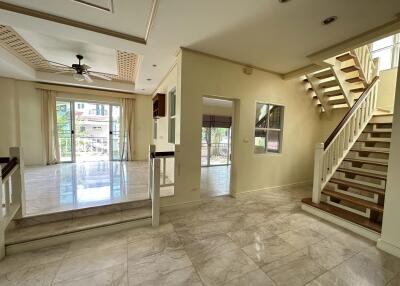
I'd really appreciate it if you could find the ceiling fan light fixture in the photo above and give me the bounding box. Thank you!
[73,73,85,82]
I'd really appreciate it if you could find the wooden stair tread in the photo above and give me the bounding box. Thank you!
[350,88,365,93]
[320,79,339,88]
[357,138,391,143]
[363,129,392,134]
[330,177,385,195]
[314,70,334,79]
[322,189,383,212]
[329,98,347,105]
[336,53,355,62]
[343,157,388,167]
[302,198,381,233]
[324,90,343,97]
[346,77,364,83]
[341,66,360,73]
[350,148,390,154]
[336,167,387,180]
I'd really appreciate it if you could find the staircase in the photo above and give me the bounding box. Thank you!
[303,45,377,112]
[303,113,392,233]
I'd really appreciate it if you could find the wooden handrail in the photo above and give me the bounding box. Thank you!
[151,151,175,158]
[1,157,18,180]
[324,76,379,149]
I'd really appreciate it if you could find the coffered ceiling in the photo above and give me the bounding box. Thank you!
[0,0,399,94]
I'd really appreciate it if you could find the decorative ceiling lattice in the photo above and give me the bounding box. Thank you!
[0,25,138,83]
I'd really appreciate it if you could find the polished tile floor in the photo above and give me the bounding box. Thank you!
[24,161,174,216]
[200,165,230,198]
[1,186,399,285]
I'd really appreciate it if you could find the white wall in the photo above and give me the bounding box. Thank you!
[163,49,328,206]
[377,68,398,112]
[379,65,400,257]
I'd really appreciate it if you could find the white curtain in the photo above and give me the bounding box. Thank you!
[41,89,60,165]
[121,98,135,161]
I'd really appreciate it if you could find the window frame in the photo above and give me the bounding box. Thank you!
[371,34,400,72]
[168,87,177,144]
[253,101,284,155]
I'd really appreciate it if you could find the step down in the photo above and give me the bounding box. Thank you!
[342,66,360,73]
[343,157,388,167]
[314,70,334,79]
[330,177,385,196]
[320,79,339,88]
[5,204,152,247]
[322,189,383,212]
[302,198,381,233]
[336,53,355,62]
[336,167,387,180]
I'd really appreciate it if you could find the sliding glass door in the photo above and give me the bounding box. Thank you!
[201,127,231,167]
[56,100,121,162]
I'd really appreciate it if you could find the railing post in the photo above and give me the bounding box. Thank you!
[148,145,156,198]
[312,143,324,204]
[0,165,5,260]
[10,147,25,218]
[152,158,160,227]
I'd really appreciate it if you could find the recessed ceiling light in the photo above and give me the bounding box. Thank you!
[147,78,152,81]
[322,16,338,25]
[141,88,145,91]
[278,0,291,3]
[152,64,157,67]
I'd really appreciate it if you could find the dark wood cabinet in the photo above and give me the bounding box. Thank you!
[153,93,166,118]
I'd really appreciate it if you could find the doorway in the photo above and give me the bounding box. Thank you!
[56,100,121,162]
[200,97,234,198]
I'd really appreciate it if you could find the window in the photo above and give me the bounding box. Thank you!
[168,88,176,143]
[254,103,284,154]
[371,34,400,71]
[153,119,157,140]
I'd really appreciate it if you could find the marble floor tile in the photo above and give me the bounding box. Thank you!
[227,223,275,247]
[361,246,400,275]
[241,235,297,266]
[221,269,275,286]
[52,263,128,286]
[200,165,231,198]
[262,249,326,286]
[54,244,127,283]
[305,270,351,286]
[192,248,258,286]
[278,227,326,249]
[126,222,175,243]
[388,274,400,286]
[127,249,194,286]
[0,261,61,286]
[302,239,357,269]
[329,252,396,286]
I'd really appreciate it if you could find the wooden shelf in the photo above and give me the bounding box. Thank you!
[153,93,165,118]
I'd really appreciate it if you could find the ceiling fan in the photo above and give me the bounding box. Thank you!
[46,54,112,83]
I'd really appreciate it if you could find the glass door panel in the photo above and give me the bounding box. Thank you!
[56,101,73,162]
[209,127,231,166]
[74,102,110,162]
[201,127,210,167]
[110,105,121,160]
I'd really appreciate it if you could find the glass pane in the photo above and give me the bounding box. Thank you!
[201,127,209,166]
[372,36,394,51]
[56,101,72,162]
[75,102,110,162]
[255,103,268,128]
[269,105,283,129]
[267,130,281,153]
[111,105,121,160]
[170,90,176,116]
[372,48,393,71]
[254,129,267,154]
[209,127,230,165]
[169,118,175,143]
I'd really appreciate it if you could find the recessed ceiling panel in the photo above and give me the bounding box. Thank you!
[1,0,154,38]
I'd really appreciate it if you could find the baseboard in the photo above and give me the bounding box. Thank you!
[301,203,381,242]
[377,238,400,258]
[6,218,151,255]
[234,180,312,198]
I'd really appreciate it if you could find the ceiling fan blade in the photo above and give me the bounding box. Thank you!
[54,70,74,74]
[83,73,93,83]
[89,72,112,81]
[81,64,91,70]
[46,60,72,68]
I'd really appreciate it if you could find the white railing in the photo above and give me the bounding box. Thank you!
[353,45,378,84]
[312,77,379,204]
[148,144,177,227]
[0,147,24,260]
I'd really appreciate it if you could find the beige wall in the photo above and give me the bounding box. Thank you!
[202,101,233,117]
[0,77,152,165]
[164,49,328,206]
[377,68,398,112]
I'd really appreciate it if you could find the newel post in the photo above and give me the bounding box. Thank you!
[148,145,156,198]
[10,147,25,218]
[312,143,324,204]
